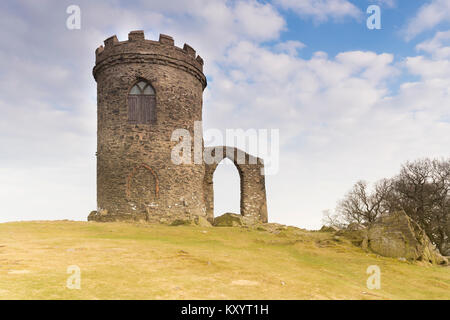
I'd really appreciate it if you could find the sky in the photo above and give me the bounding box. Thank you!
[0,0,449,229]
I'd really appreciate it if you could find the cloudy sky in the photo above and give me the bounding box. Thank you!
[0,0,449,229]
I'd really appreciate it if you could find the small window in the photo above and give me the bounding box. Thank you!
[128,81,156,124]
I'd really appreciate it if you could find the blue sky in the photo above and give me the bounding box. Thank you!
[280,2,413,56]
[0,0,449,229]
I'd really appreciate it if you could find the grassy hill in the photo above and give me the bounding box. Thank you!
[0,220,448,300]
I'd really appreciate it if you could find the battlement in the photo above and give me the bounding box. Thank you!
[94,31,205,80]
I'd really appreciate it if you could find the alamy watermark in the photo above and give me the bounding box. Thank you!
[66,5,81,30]
[367,5,381,30]
[171,121,280,175]
[366,265,381,290]
[66,265,81,290]
[66,4,381,31]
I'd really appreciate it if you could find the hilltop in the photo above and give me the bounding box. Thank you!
[0,221,448,300]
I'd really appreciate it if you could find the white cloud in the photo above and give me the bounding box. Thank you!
[416,30,450,59]
[405,56,450,79]
[274,40,306,56]
[403,0,450,40]
[275,0,362,23]
[233,1,286,40]
[369,0,396,8]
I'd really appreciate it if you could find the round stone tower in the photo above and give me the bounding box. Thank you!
[90,30,207,223]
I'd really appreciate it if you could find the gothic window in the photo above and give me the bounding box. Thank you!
[128,81,156,124]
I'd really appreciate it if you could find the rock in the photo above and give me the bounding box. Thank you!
[320,225,340,232]
[87,211,98,221]
[213,213,243,227]
[365,211,448,265]
[193,216,212,227]
[87,210,111,221]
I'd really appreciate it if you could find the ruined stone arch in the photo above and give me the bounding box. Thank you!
[203,146,268,223]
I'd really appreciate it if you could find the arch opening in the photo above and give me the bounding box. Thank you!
[203,146,268,223]
[213,158,241,218]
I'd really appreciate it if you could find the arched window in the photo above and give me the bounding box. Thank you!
[128,81,156,124]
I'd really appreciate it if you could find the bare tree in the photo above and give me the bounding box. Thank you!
[321,209,345,229]
[336,179,393,226]
[393,158,449,254]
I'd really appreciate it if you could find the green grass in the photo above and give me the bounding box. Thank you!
[0,220,448,300]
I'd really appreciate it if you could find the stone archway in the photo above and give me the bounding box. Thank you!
[203,146,268,223]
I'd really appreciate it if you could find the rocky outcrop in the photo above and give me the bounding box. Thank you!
[193,216,212,227]
[335,212,448,265]
[362,212,448,265]
[212,213,262,227]
[320,225,340,232]
[213,213,244,227]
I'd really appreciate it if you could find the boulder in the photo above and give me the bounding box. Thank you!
[363,211,448,265]
[193,216,212,227]
[213,213,243,227]
[87,211,98,221]
[320,225,340,232]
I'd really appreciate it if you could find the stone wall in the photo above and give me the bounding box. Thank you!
[203,146,268,224]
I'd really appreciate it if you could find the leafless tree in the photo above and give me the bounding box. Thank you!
[321,209,345,229]
[393,158,449,254]
[336,179,393,226]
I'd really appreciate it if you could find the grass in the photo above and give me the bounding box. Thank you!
[0,220,448,300]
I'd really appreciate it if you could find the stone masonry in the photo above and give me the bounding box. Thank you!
[88,31,268,224]
[204,147,268,223]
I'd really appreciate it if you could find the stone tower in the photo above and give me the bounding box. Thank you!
[89,30,268,224]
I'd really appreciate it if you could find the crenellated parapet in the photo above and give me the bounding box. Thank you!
[93,30,206,89]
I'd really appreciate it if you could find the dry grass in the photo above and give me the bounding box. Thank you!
[0,220,448,300]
